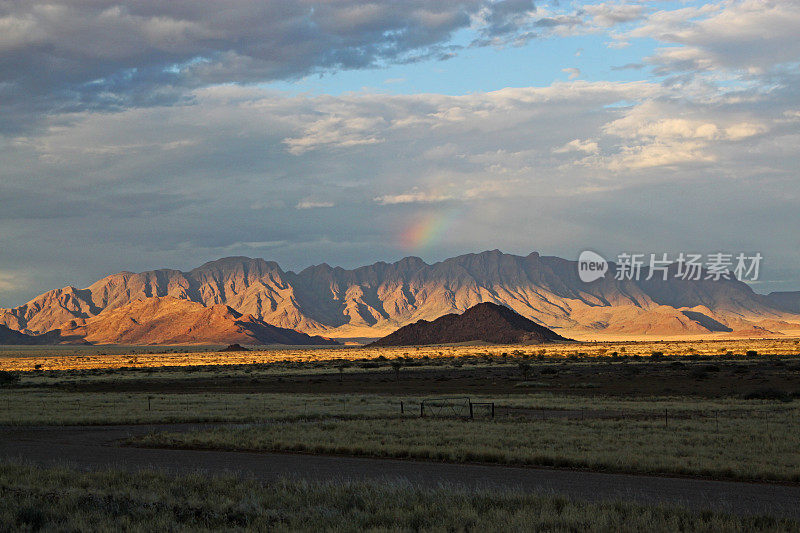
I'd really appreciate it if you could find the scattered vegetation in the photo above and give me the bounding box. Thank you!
[133,400,800,482]
[0,462,796,532]
[2,338,799,372]
[2,337,800,530]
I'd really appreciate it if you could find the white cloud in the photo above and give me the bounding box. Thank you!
[284,115,387,154]
[296,200,335,209]
[606,141,716,170]
[554,139,599,154]
[374,190,455,205]
[375,179,519,205]
[628,0,800,75]
[595,101,771,170]
[0,271,28,293]
[583,2,647,28]
[562,67,581,80]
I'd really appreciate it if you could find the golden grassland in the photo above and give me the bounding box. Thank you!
[1,338,798,372]
[3,338,800,487]
[3,463,794,532]
[0,389,789,426]
[0,391,399,425]
[133,400,800,483]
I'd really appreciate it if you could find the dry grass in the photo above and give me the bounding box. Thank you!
[0,462,796,531]
[1,338,798,372]
[0,390,403,425]
[132,402,800,482]
[1,387,791,426]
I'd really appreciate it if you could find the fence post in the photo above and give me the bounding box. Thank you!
[420,402,424,418]
[469,401,473,420]
[491,402,495,419]
[664,408,668,428]
[400,400,404,414]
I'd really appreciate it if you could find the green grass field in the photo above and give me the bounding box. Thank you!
[0,462,795,532]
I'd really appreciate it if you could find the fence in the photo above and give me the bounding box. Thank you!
[418,397,495,419]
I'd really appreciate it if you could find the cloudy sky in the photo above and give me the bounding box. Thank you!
[1,0,799,306]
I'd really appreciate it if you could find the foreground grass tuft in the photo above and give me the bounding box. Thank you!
[0,462,796,532]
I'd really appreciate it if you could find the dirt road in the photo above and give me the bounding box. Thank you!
[2,424,799,519]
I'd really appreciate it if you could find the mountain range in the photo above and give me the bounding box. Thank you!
[1,250,799,344]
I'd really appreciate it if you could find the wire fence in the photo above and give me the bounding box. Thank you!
[0,390,795,429]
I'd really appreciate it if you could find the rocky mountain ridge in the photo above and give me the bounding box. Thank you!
[52,296,340,346]
[2,250,799,341]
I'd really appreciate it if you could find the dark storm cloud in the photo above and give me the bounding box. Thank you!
[0,0,537,131]
[480,0,535,36]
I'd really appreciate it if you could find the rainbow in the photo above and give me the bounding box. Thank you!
[400,210,461,250]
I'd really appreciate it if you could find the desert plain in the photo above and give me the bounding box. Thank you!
[3,336,800,530]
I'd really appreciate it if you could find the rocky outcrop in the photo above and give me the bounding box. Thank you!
[368,302,570,346]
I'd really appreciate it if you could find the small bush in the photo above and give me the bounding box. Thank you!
[743,388,792,402]
[746,350,758,357]
[514,381,547,388]
[650,351,664,360]
[568,382,600,389]
[0,370,20,387]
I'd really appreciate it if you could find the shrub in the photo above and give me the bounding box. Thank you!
[743,388,792,402]
[0,371,20,387]
[514,381,547,388]
[650,351,664,360]
[746,350,758,357]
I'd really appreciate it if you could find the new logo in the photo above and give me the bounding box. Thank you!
[578,251,608,283]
